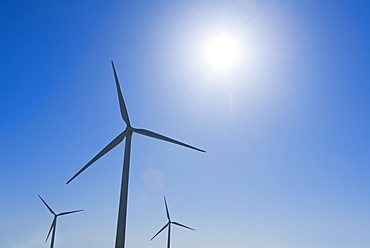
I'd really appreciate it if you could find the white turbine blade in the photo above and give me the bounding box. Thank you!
[172,221,195,231]
[67,130,128,184]
[111,61,130,126]
[133,128,205,152]
[58,209,84,216]
[45,217,56,243]
[164,196,171,221]
[38,195,55,215]
[150,223,169,241]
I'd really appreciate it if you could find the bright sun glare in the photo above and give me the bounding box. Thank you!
[205,34,240,71]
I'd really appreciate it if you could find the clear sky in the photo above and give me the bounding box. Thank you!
[1,1,370,248]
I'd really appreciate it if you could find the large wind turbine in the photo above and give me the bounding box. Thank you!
[151,196,195,248]
[38,195,83,248]
[66,61,205,248]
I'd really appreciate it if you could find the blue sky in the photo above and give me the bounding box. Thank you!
[1,1,370,248]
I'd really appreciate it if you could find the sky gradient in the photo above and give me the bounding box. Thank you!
[1,1,370,248]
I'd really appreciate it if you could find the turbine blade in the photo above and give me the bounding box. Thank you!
[46,218,56,243]
[58,209,84,216]
[111,61,130,126]
[66,130,127,184]
[172,222,195,231]
[164,196,171,221]
[132,128,205,152]
[38,195,55,215]
[150,223,169,241]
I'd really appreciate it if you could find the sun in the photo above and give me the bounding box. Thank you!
[205,34,240,71]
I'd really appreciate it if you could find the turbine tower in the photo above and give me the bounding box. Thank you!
[66,61,205,248]
[38,195,83,248]
[151,196,195,248]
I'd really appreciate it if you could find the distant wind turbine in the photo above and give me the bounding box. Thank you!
[38,195,83,248]
[66,61,205,248]
[151,196,195,248]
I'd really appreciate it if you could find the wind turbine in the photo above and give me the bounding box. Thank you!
[151,196,195,248]
[38,195,83,248]
[66,61,205,248]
